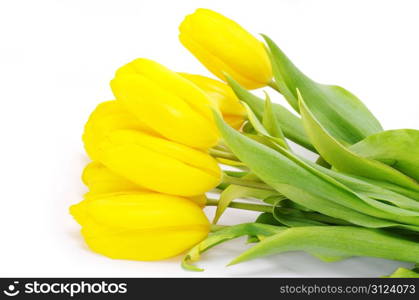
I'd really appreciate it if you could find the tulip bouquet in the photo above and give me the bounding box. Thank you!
[70,8,419,277]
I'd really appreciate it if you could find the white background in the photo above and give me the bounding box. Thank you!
[1,0,418,277]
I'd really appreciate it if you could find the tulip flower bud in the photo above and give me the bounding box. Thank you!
[110,58,219,149]
[180,73,246,129]
[82,161,144,194]
[179,8,272,90]
[70,193,210,261]
[82,162,207,206]
[96,129,221,197]
[83,100,153,161]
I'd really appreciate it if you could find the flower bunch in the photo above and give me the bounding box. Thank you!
[70,8,419,276]
[70,9,257,260]
[71,57,240,260]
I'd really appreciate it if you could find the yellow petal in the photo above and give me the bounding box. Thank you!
[82,100,153,160]
[188,194,207,207]
[179,73,246,129]
[82,162,207,206]
[111,59,220,149]
[97,129,221,196]
[179,8,272,89]
[70,193,210,261]
[82,161,145,193]
[116,58,217,118]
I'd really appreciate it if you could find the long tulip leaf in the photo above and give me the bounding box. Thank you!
[263,34,382,145]
[213,173,277,224]
[361,177,419,201]
[305,160,419,212]
[213,111,419,231]
[384,267,419,278]
[255,212,282,226]
[226,76,315,152]
[272,206,327,227]
[273,205,353,226]
[242,102,288,149]
[247,212,284,243]
[229,226,419,266]
[269,137,419,219]
[350,129,419,182]
[299,92,419,192]
[262,92,289,149]
[182,223,285,271]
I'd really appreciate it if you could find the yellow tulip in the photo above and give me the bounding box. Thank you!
[96,129,221,197]
[110,58,219,149]
[82,162,207,206]
[83,100,153,161]
[82,161,143,194]
[70,193,210,261]
[179,8,272,90]
[180,73,246,129]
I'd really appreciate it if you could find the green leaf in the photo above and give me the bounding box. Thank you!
[263,34,383,145]
[298,91,419,192]
[255,212,282,226]
[213,173,277,224]
[182,223,285,271]
[247,212,283,243]
[272,206,327,227]
[242,102,288,149]
[275,205,352,226]
[226,76,316,152]
[315,156,331,168]
[213,111,419,231]
[262,92,289,149]
[361,177,419,201]
[242,102,270,136]
[229,226,419,266]
[305,160,419,212]
[241,120,256,134]
[384,267,419,278]
[243,133,284,152]
[350,129,419,182]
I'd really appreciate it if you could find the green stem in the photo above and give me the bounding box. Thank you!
[209,148,240,161]
[206,198,273,213]
[268,80,299,113]
[213,143,231,152]
[210,224,228,232]
[268,81,282,93]
[222,175,275,191]
[216,140,231,150]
